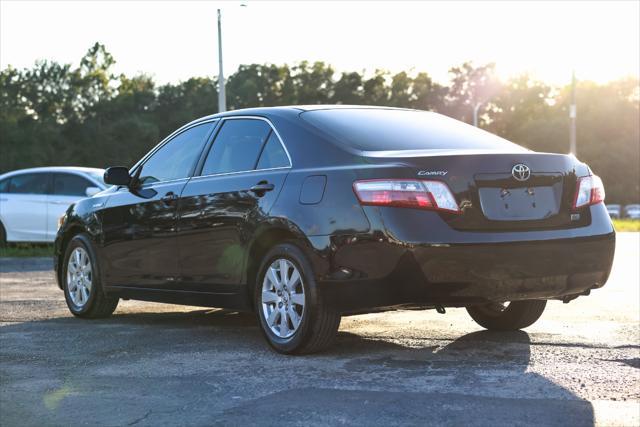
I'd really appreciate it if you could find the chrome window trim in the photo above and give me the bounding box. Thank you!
[191,166,291,181]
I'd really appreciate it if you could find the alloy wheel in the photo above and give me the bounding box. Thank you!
[67,247,93,308]
[261,258,305,339]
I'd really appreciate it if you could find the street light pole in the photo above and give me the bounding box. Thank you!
[569,71,577,156]
[217,8,226,113]
[473,102,483,127]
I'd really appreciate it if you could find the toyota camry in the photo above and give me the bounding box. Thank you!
[54,106,616,354]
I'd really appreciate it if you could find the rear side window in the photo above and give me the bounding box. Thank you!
[53,173,94,196]
[0,179,9,193]
[139,122,214,185]
[201,119,271,175]
[8,173,50,194]
[301,109,526,152]
[257,133,290,169]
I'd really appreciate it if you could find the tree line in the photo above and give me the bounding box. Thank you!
[1,43,638,203]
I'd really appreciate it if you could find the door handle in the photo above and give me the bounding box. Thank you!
[161,192,178,204]
[249,182,275,195]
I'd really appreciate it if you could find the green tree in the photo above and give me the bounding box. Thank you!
[446,62,501,124]
[1,43,638,204]
[332,71,364,104]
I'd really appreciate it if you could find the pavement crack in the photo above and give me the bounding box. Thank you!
[128,410,152,426]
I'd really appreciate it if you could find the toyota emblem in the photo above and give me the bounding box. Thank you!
[512,164,531,181]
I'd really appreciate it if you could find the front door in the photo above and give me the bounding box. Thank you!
[100,121,215,288]
[0,172,50,242]
[176,118,291,294]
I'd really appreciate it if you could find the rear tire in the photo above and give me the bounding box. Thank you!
[0,221,6,247]
[62,234,119,318]
[254,243,341,354]
[466,300,547,331]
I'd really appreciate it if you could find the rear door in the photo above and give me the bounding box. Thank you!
[100,121,215,288]
[176,118,291,294]
[0,173,51,242]
[48,173,98,241]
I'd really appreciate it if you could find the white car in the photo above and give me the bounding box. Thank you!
[606,204,621,219]
[624,204,640,219]
[0,167,106,244]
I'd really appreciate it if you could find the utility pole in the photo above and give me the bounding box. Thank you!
[472,102,482,127]
[217,8,226,113]
[569,71,577,155]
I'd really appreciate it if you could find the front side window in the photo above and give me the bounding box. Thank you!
[87,171,106,187]
[201,119,271,175]
[256,132,290,169]
[139,122,214,185]
[8,173,50,195]
[53,173,94,196]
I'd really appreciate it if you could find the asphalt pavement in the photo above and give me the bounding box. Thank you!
[0,234,639,426]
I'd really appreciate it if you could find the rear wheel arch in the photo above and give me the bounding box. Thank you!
[246,227,311,311]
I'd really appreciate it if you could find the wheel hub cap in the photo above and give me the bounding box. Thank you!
[66,247,92,308]
[261,258,305,339]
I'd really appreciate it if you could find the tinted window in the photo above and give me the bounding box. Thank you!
[201,119,271,175]
[139,122,214,185]
[257,133,290,169]
[0,179,9,193]
[8,173,49,194]
[301,109,526,152]
[53,173,94,196]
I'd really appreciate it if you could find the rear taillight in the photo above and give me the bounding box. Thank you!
[573,175,605,210]
[353,179,460,213]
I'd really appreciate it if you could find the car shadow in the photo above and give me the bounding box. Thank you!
[1,308,595,426]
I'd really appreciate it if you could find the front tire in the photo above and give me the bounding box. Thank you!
[466,300,547,331]
[255,243,341,354]
[62,234,118,318]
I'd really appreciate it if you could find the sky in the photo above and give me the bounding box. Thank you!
[1,0,639,86]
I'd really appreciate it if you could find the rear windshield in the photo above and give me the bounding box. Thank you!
[300,109,525,152]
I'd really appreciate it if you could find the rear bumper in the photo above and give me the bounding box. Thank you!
[320,232,615,312]
[313,205,616,312]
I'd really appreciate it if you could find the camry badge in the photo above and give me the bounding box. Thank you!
[511,164,531,182]
[418,170,448,177]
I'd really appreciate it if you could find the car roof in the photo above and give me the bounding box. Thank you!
[188,105,416,124]
[0,166,105,180]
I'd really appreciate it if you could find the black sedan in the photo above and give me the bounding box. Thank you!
[54,106,616,354]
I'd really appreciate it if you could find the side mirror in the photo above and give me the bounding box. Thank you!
[103,167,131,186]
[85,186,101,197]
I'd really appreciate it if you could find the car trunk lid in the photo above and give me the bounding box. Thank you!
[366,150,591,231]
